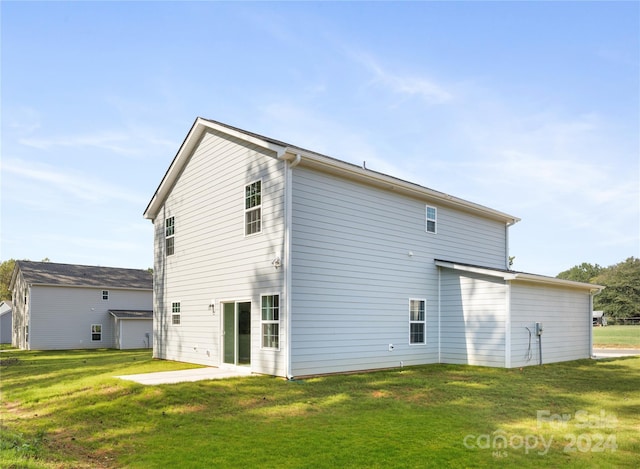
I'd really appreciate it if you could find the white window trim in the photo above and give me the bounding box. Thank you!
[426,205,437,234]
[171,301,181,326]
[260,292,280,351]
[165,216,175,256]
[409,298,426,345]
[91,324,103,342]
[102,290,109,301]
[244,179,263,237]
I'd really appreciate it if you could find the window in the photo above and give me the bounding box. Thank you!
[91,324,102,341]
[426,206,437,233]
[171,302,181,325]
[245,181,262,235]
[102,290,109,301]
[165,216,175,256]
[409,299,426,344]
[261,294,279,349]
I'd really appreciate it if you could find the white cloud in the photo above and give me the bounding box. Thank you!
[1,158,145,205]
[19,131,140,156]
[349,50,452,104]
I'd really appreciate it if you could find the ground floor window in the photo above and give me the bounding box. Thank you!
[261,294,279,349]
[91,324,102,341]
[409,299,426,344]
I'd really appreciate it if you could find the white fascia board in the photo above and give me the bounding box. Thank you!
[144,118,287,220]
[435,260,603,292]
[510,273,604,292]
[434,260,516,280]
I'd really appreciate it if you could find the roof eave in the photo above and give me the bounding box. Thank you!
[435,260,603,292]
[283,149,520,225]
[144,117,288,220]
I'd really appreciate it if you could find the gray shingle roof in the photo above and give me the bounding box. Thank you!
[109,310,153,319]
[16,261,152,290]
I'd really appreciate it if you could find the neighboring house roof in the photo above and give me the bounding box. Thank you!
[144,117,521,225]
[109,310,153,319]
[593,311,604,318]
[435,259,604,292]
[10,261,152,291]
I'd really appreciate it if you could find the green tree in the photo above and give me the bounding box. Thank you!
[592,257,640,320]
[557,262,604,283]
[0,259,17,301]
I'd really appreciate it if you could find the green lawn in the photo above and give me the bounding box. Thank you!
[1,349,638,468]
[593,325,640,348]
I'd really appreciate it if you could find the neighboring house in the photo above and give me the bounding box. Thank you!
[0,300,12,344]
[593,311,607,327]
[9,261,152,350]
[144,117,603,378]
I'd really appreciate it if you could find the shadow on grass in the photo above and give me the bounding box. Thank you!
[1,350,639,468]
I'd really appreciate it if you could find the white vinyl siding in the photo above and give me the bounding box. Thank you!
[152,128,286,374]
[27,285,151,350]
[115,318,152,350]
[290,168,442,377]
[439,269,507,367]
[510,282,591,367]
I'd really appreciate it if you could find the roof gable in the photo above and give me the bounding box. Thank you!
[144,117,520,225]
[14,261,152,290]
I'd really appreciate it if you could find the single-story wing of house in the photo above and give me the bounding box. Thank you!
[9,261,152,350]
[144,117,603,378]
[0,300,12,344]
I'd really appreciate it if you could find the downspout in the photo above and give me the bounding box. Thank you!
[279,152,299,379]
[437,267,441,363]
[505,281,511,368]
[505,220,517,270]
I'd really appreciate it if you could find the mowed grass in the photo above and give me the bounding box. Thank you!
[1,350,639,468]
[593,325,640,348]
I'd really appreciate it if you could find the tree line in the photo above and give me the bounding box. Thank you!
[557,257,640,320]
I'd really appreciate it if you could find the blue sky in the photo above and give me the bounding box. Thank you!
[1,1,638,276]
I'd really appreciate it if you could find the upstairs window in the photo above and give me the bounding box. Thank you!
[426,206,437,234]
[165,216,175,256]
[172,302,181,325]
[261,294,279,349]
[102,290,109,301]
[245,180,262,235]
[409,299,426,344]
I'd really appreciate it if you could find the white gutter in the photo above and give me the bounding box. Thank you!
[434,260,604,292]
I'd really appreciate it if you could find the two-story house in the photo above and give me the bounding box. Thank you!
[144,118,602,378]
[10,261,153,350]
